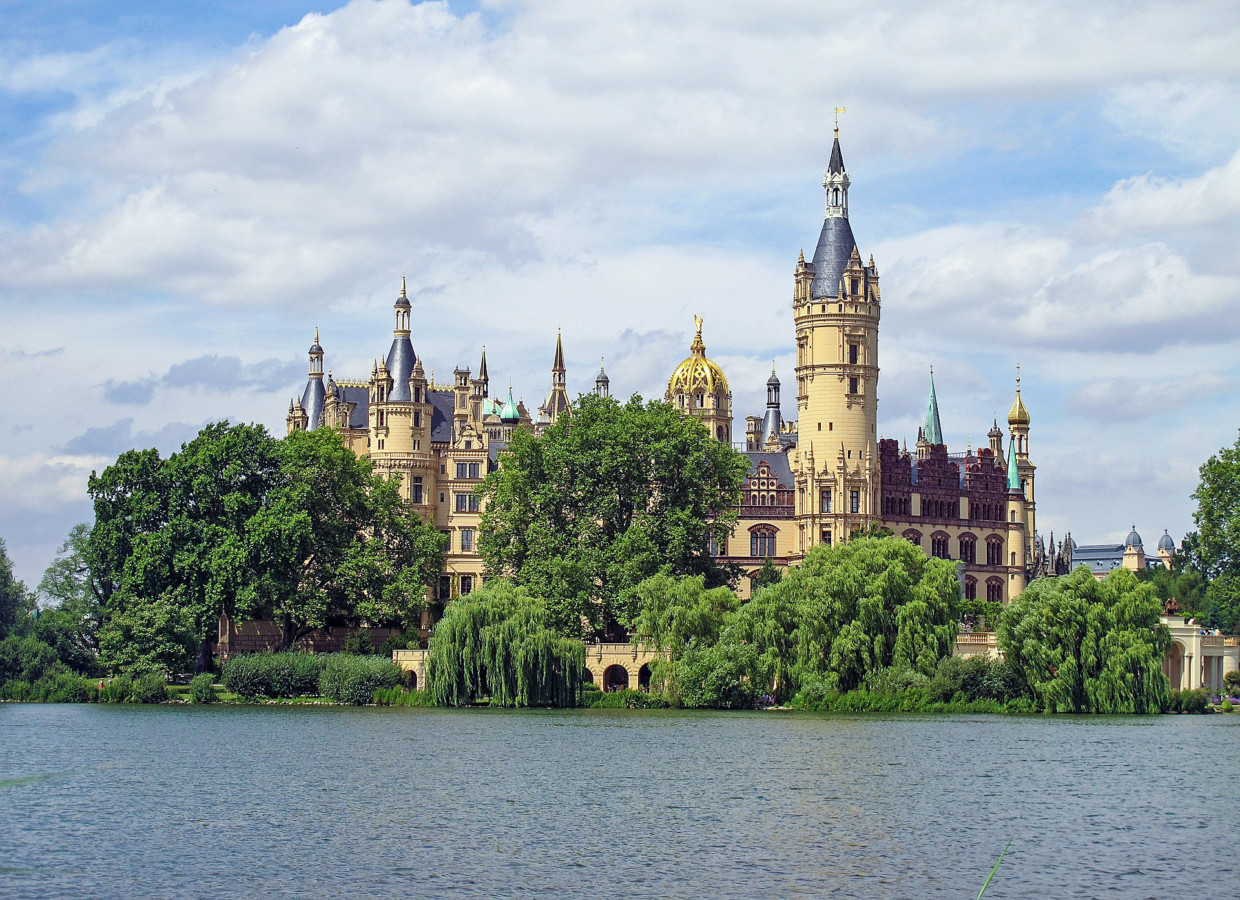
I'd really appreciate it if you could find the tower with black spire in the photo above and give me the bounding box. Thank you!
[792,113,882,556]
[538,330,571,429]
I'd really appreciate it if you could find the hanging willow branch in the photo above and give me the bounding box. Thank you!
[427,580,585,708]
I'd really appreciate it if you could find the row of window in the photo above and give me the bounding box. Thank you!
[819,489,861,514]
[906,531,1015,567]
[879,496,1015,523]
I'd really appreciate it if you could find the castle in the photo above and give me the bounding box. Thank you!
[287,126,1040,607]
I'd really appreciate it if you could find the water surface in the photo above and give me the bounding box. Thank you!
[1,705,1235,899]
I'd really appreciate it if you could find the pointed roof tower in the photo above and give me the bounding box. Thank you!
[595,356,610,397]
[386,278,416,401]
[924,369,944,446]
[811,110,858,300]
[1006,433,1022,493]
[542,330,570,421]
[301,327,326,431]
[477,346,489,397]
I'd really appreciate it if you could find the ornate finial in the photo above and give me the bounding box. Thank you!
[929,364,934,377]
[400,275,407,298]
[833,105,846,136]
[314,325,319,344]
[772,358,777,374]
[600,355,605,369]
[694,314,703,335]
[1016,362,1021,392]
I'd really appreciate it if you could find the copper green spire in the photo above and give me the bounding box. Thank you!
[1007,430,1022,493]
[924,369,943,446]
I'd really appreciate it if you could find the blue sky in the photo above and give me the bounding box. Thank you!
[2,0,1239,586]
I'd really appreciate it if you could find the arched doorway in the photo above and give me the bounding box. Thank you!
[581,667,596,686]
[638,664,653,691]
[1163,642,1184,690]
[603,665,629,692]
[405,670,418,691]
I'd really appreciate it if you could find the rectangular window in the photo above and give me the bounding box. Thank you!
[460,575,473,595]
[456,463,468,479]
[850,490,860,514]
[413,411,421,427]
[821,529,832,546]
[377,438,384,450]
[460,529,474,552]
[820,490,832,513]
[411,476,423,505]
[457,393,465,408]
[849,376,858,394]
[849,344,858,365]
[455,493,468,513]
[438,576,451,600]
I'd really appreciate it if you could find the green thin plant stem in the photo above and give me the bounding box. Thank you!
[976,839,1012,899]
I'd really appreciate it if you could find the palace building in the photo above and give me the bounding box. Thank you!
[287,127,1041,607]
[668,126,1038,601]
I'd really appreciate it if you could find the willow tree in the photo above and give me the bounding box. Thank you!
[426,581,584,708]
[998,566,1170,714]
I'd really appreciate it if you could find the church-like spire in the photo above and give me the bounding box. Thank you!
[924,369,943,446]
[552,329,565,379]
[1007,431,1022,493]
[477,346,489,397]
[595,356,609,398]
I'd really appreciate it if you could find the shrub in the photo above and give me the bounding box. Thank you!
[378,629,419,657]
[221,652,326,700]
[319,654,402,705]
[372,687,433,707]
[342,630,375,656]
[791,676,840,711]
[1225,670,1240,694]
[1221,699,1234,713]
[43,673,96,703]
[100,675,133,703]
[130,673,167,704]
[1,680,32,701]
[1178,688,1210,714]
[189,673,217,704]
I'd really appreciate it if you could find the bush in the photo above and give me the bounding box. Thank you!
[189,673,216,704]
[221,652,326,700]
[791,676,841,711]
[341,630,375,656]
[1224,670,1240,695]
[42,673,97,703]
[1178,688,1210,714]
[130,673,167,704]
[378,629,419,657]
[372,687,433,707]
[1221,699,1233,713]
[100,675,133,703]
[1,680,31,701]
[318,654,402,705]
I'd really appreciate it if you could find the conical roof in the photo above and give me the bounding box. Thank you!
[924,373,944,445]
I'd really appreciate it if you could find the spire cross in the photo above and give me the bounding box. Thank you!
[1016,362,1021,392]
[833,105,846,136]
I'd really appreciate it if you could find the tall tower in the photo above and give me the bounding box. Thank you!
[792,124,882,555]
[595,358,610,398]
[1007,367,1036,566]
[539,330,571,428]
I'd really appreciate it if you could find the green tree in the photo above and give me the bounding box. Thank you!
[667,536,960,704]
[479,393,749,637]
[750,557,783,592]
[0,536,34,641]
[998,567,1169,714]
[1194,430,1240,579]
[35,524,105,675]
[425,580,584,707]
[251,427,445,648]
[630,572,739,659]
[98,594,197,678]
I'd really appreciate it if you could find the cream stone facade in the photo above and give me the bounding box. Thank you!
[393,643,668,693]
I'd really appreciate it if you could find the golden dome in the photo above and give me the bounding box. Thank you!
[1008,370,1030,427]
[667,316,730,396]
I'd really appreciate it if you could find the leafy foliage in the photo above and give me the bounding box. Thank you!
[98,594,197,678]
[998,567,1170,713]
[317,654,403,705]
[34,524,105,675]
[478,393,748,636]
[426,580,585,707]
[189,673,217,704]
[221,651,327,700]
[0,537,34,641]
[1194,430,1240,580]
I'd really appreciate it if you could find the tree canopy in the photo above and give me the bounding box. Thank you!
[83,421,446,673]
[478,393,749,637]
[998,567,1169,714]
[633,536,961,706]
[425,580,584,707]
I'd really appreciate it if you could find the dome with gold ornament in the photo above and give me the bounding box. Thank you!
[1007,369,1030,427]
[667,316,730,398]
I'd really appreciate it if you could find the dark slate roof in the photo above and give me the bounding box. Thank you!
[488,441,508,466]
[341,385,369,430]
[301,377,325,432]
[810,216,857,300]
[827,136,845,174]
[760,407,783,447]
[1073,544,1126,575]
[386,336,416,401]
[1158,530,1175,551]
[428,389,454,442]
[745,450,793,487]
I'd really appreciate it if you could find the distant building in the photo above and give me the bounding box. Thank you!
[1074,527,1177,579]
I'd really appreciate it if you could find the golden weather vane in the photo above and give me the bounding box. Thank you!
[833,105,846,136]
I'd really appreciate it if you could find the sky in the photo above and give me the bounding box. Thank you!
[1,0,1239,588]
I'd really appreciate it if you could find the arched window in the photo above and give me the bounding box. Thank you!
[931,532,950,559]
[959,534,977,565]
[964,576,977,601]
[750,526,778,558]
[986,536,1003,566]
[902,529,922,548]
[986,579,1004,603]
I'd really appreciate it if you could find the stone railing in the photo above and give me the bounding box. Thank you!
[953,631,1002,659]
[1201,635,1239,648]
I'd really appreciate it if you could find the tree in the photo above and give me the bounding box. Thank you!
[425,580,584,707]
[630,572,739,659]
[750,557,783,592]
[656,536,960,705]
[251,427,445,648]
[0,536,34,641]
[998,567,1169,714]
[479,393,749,637]
[1193,430,1240,580]
[98,594,197,678]
[35,524,105,675]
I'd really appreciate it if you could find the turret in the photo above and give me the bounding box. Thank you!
[924,369,944,447]
[595,357,610,398]
[299,327,326,432]
[539,330,571,427]
[761,363,783,448]
[386,278,416,401]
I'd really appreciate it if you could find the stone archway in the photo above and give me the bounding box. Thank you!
[1163,641,1184,690]
[582,666,596,686]
[638,664,653,691]
[603,664,630,692]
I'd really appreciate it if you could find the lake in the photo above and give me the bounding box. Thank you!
[1,704,1236,899]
